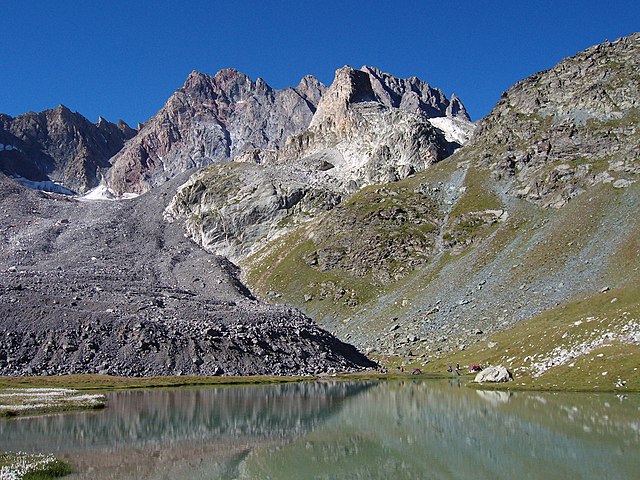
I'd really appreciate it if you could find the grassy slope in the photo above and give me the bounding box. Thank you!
[427,284,640,392]
[240,147,639,391]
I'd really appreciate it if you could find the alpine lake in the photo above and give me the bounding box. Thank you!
[0,380,638,480]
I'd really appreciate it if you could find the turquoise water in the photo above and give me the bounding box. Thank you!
[0,380,638,479]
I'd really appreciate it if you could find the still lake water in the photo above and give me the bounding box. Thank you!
[0,380,638,479]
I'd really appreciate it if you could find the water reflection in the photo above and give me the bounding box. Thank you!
[1,381,638,480]
[240,381,640,480]
[0,382,372,479]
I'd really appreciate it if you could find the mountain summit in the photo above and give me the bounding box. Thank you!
[107,70,327,194]
[107,66,471,195]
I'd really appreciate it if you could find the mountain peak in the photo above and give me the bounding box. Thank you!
[358,66,471,121]
[308,65,378,130]
[183,70,211,90]
[333,65,379,104]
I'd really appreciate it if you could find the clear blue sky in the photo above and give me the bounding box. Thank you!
[1,1,638,125]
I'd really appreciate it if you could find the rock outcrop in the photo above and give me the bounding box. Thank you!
[166,66,473,260]
[0,106,136,193]
[471,32,640,208]
[361,65,470,120]
[279,65,469,187]
[107,70,327,195]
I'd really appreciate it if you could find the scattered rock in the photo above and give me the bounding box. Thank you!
[475,365,513,383]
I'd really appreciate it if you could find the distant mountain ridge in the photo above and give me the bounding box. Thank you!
[0,105,135,193]
[106,69,328,194]
[0,66,470,198]
[164,65,473,261]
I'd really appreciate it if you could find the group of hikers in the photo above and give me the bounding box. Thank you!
[448,362,484,376]
[391,362,484,376]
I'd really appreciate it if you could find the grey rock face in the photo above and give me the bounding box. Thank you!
[167,66,472,261]
[165,162,341,260]
[107,69,327,195]
[0,106,135,193]
[361,65,471,121]
[0,173,375,376]
[472,32,640,208]
[281,65,469,185]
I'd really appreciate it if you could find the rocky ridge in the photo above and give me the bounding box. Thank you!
[166,66,472,261]
[107,69,327,195]
[0,106,135,194]
[472,32,640,208]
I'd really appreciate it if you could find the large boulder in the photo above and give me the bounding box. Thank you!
[474,365,513,383]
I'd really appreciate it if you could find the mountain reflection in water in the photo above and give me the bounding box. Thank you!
[1,380,638,480]
[239,381,640,480]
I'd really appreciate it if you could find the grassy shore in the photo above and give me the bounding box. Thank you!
[0,452,72,479]
[0,374,314,391]
[0,370,448,392]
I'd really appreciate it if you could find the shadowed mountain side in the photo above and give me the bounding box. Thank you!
[0,106,135,193]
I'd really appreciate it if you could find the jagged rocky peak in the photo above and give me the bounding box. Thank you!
[361,65,471,121]
[107,68,325,195]
[446,93,469,118]
[295,74,327,107]
[0,105,136,193]
[308,65,379,131]
[305,65,474,145]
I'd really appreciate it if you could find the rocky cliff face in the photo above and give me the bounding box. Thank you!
[107,70,327,194]
[234,33,640,386]
[471,32,640,208]
[280,65,470,187]
[166,66,473,260]
[0,106,135,193]
[361,65,470,120]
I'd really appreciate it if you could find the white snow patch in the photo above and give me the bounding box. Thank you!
[0,144,21,152]
[428,117,476,145]
[81,184,139,201]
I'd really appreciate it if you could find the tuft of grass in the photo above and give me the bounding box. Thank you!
[449,165,502,218]
[22,459,72,479]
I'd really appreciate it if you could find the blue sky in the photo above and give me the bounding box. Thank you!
[1,1,638,125]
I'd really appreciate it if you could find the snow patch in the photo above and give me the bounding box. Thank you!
[428,117,476,145]
[10,176,75,195]
[81,184,139,201]
[0,144,21,152]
